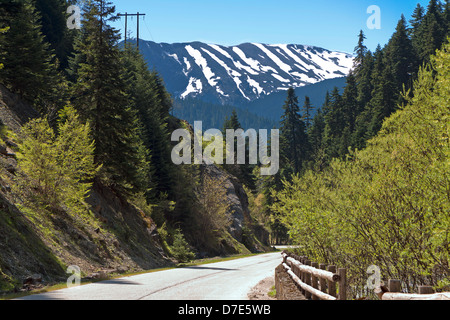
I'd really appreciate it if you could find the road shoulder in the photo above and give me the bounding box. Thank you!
[248,276,276,300]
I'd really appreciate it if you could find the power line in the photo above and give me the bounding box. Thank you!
[143,15,155,42]
[117,12,146,49]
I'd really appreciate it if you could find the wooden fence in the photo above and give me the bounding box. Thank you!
[280,251,347,300]
[376,279,450,301]
[280,251,450,301]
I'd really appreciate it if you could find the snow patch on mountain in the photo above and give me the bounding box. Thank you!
[232,47,263,74]
[185,45,219,87]
[254,43,292,74]
[166,52,181,65]
[272,73,290,83]
[181,77,203,99]
[247,75,264,96]
[208,44,233,60]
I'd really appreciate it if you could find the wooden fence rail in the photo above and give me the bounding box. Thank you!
[281,251,347,300]
[376,279,450,301]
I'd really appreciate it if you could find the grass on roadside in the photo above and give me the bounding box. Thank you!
[268,285,277,298]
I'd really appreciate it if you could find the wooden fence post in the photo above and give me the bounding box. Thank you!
[419,286,434,295]
[311,262,319,300]
[293,259,300,281]
[338,268,347,300]
[388,279,401,293]
[305,260,312,299]
[300,257,306,295]
[327,265,337,298]
[319,264,327,295]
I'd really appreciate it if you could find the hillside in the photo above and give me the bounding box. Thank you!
[0,84,269,294]
[243,77,348,121]
[0,84,172,292]
[171,77,347,130]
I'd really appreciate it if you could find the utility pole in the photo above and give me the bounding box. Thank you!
[117,12,146,49]
[124,12,127,43]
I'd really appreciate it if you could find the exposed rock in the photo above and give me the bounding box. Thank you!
[23,274,42,285]
[4,139,18,149]
[0,144,7,156]
[200,164,251,242]
[116,266,128,274]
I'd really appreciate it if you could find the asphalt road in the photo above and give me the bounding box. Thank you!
[18,252,282,300]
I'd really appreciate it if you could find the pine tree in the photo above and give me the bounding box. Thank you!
[414,0,447,65]
[280,88,309,174]
[222,109,256,190]
[34,0,75,69]
[444,0,450,33]
[302,96,313,129]
[384,15,416,99]
[353,30,368,75]
[307,108,326,170]
[409,5,426,72]
[70,0,149,194]
[222,109,243,169]
[369,63,397,138]
[351,106,372,151]
[321,91,331,117]
[153,72,173,117]
[171,229,195,263]
[0,0,64,115]
[342,71,359,132]
[322,87,345,160]
[409,3,425,34]
[121,45,177,200]
[222,109,241,133]
[409,3,425,32]
[352,46,375,151]
[356,50,374,111]
[352,46,375,150]
[339,74,359,156]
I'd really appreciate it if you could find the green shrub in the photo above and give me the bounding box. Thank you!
[14,105,99,215]
[171,229,195,263]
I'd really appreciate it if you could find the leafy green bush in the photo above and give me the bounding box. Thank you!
[14,105,99,215]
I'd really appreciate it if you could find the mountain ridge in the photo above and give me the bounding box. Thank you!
[136,40,354,107]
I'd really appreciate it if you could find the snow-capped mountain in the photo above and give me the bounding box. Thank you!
[138,40,354,106]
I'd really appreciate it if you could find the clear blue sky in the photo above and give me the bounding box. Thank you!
[106,0,432,53]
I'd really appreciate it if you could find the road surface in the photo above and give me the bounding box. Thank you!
[18,252,282,300]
